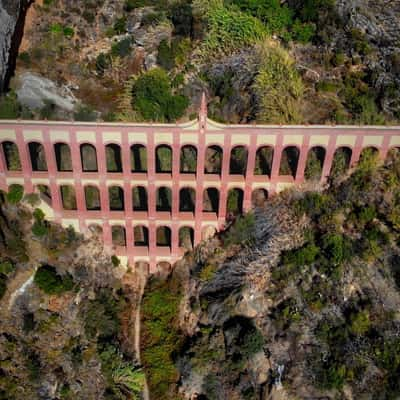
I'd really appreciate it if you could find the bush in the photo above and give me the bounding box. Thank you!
[113,17,127,34]
[111,37,132,58]
[223,213,255,247]
[34,265,74,295]
[6,184,24,204]
[131,68,189,122]
[95,52,111,75]
[74,104,97,121]
[157,39,175,70]
[0,92,21,119]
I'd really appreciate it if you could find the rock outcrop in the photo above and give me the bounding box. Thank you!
[0,0,33,93]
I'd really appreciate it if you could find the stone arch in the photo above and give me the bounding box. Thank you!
[156,226,171,247]
[132,186,148,211]
[229,146,248,175]
[88,223,103,235]
[227,188,244,216]
[360,146,379,164]
[2,141,21,171]
[330,146,352,178]
[179,187,196,213]
[180,145,197,173]
[251,188,268,208]
[54,143,72,172]
[28,142,47,171]
[179,226,194,250]
[156,144,172,173]
[134,225,149,247]
[135,261,150,275]
[205,145,222,174]
[106,143,122,172]
[202,225,217,240]
[36,184,52,205]
[84,185,101,210]
[305,146,326,181]
[156,186,172,212]
[60,185,77,210]
[385,147,400,165]
[109,186,124,211]
[254,146,273,176]
[156,261,172,273]
[131,144,147,172]
[279,146,300,178]
[112,225,126,247]
[203,187,219,214]
[80,143,98,172]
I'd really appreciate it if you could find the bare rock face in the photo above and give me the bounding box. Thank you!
[0,0,32,93]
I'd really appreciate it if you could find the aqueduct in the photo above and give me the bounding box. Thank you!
[1,96,400,272]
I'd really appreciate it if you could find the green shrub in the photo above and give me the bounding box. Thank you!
[74,104,97,121]
[350,311,370,336]
[111,37,132,58]
[32,220,48,237]
[34,265,74,295]
[199,264,217,282]
[223,213,255,247]
[84,288,123,340]
[291,20,315,43]
[23,193,40,206]
[63,26,74,37]
[111,255,120,267]
[283,242,319,266]
[124,0,137,11]
[0,92,21,119]
[95,52,111,75]
[113,17,127,34]
[157,39,175,70]
[6,184,24,204]
[131,68,189,122]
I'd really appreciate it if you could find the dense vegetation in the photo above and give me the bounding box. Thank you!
[0,0,398,124]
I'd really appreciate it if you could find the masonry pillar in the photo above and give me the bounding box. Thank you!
[171,131,180,257]
[147,132,157,268]
[218,132,231,227]
[350,135,363,167]
[269,134,283,194]
[295,136,310,183]
[243,134,257,212]
[42,128,64,222]
[194,135,206,246]
[380,135,391,161]
[0,139,7,191]
[15,127,33,193]
[320,134,337,183]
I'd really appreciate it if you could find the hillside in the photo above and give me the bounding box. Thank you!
[140,148,400,399]
[0,0,399,124]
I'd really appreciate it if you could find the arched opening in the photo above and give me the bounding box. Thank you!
[132,186,148,211]
[305,146,326,181]
[37,184,52,205]
[179,187,195,213]
[106,144,122,172]
[254,146,273,176]
[156,226,171,247]
[85,186,101,210]
[179,226,194,251]
[54,143,72,172]
[2,141,21,171]
[359,147,379,164]
[385,147,400,166]
[109,186,124,211]
[135,261,150,274]
[202,225,217,241]
[203,188,219,214]
[60,185,77,210]
[156,145,172,173]
[330,147,352,179]
[279,146,299,178]
[227,188,244,216]
[80,144,98,172]
[156,262,171,273]
[251,188,268,208]
[204,145,222,174]
[112,226,126,247]
[131,144,147,172]
[88,223,103,236]
[180,145,197,173]
[134,225,149,247]
[229,146,248,175]
[28,142,47,171]
[156,187,172,212]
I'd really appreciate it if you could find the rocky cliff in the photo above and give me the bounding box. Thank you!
[0,0,33,93]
